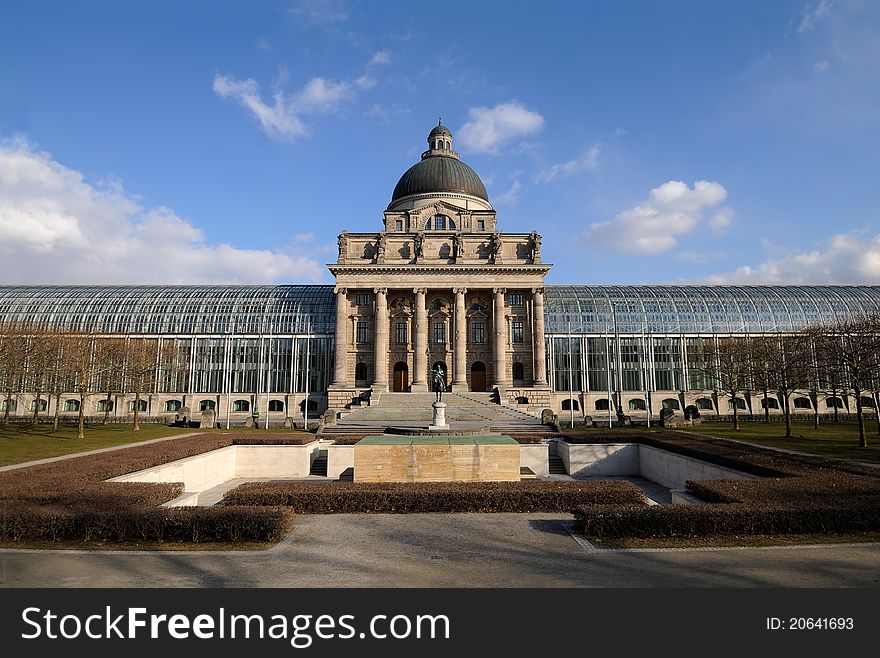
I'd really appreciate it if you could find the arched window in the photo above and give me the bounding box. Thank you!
[355,362,368,383]
[430,214,454,230]
[128,400,148,412]
[825,397,843,409]
[64,399,80,412]
[595,399,610,411]
[860,396,876,409]
[1,399,16,413]
[662,398,680,410]
[561,399,579,411]
[299,399,318,413]
[269,400,284,412]
[516,396,529,404]
[232,399,250,413]
[728,398,746,410]
[30,399,48,412]
[165,400,182,412]
[98,399,115,412]
[794,397,812,409]
[628,399,646,411]
[512,362,525,383]
[761,398,779,409]
[696,398,714,410]
[199,400,216,412]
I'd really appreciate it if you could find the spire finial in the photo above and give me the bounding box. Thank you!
[438,116,442,126]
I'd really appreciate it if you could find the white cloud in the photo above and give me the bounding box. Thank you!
[704,231,880,284]
[213,72,358,142]
[0,139,325,284]
[813,60,831,73]
[457,102,544,153]
[213,74,308,142]
[370,50,392,66]
[494,180,522,207]
[797,0,835,34]
[709,207,734,232]
[535,145,601,184]
[289,0,349,25]
[584,180,729,254]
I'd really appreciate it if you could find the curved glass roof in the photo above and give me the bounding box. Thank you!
[543,285,880,334]
[1,285,878,336]
[0,286,336,335]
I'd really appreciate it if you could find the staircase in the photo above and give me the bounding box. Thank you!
[548,455,567,475]
[310,451,328,476]
[326,392,551,434]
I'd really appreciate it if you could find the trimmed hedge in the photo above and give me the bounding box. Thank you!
[574,502,880,539]
[0,433,293,544]
[231,435,316,446]
[223,479,647,513]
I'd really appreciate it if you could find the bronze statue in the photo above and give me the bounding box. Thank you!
[431,363,446,402]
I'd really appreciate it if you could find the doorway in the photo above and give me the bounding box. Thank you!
[393,361,409,392]
[470,361,486,392]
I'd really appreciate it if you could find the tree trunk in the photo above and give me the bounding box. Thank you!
[52,391,60,432]
[855,392,867,448]
[133,391,141,432]
[3,390,11,424]
[77,394,85,440]
[732,395,739,430]
[874,390,880,435]
[832,386,840,422]
[812,392,819,429]
[783,392,792,438]
[32,389,42,422]
[103,391,112,425]
[763,388,769,423]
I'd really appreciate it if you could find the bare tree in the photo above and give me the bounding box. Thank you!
[751,333,813,438]
[811,313,880,448]
[123,338,162,431]
[66,333,102,439]
[0,323,29,424]
[695,336,754,430]
[94,337,127,425]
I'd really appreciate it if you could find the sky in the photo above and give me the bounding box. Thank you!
[1,0,878,286]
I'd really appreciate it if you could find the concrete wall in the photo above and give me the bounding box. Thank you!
[110,442,320,503]
[520,443,549,477]
[327,444,355,479]
[558,441,758,489]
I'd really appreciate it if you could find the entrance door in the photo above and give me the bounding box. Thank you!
[470,361,486,392]
[393,362,408,392]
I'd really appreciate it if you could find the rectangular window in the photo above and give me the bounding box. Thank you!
[356,321,369,344]
[477,220,485,231]
[512,321,524,343]
[433,321,446,344]
[508,293,524,307]
[472,322,485,344]
[395,219,403,231]
[355,292,372,306]
[395,321,408,344]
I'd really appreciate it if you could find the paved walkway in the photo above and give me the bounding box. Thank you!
[2,514,878,588]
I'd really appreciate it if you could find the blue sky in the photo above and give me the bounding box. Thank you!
[1,0,878,285]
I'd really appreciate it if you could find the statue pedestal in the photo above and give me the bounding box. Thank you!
[429,401,448,431]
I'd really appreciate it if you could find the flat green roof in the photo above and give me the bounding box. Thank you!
[356,435,517,446]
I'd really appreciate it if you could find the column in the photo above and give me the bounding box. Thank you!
[493,287,507,386]
[532,287,547,386]
[331,287,348,386]
[453,288,468,388]
[412,288,428,391]
[373,288,388,390]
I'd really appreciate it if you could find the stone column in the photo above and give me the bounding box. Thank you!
[453,288,468,389]
[331,287,348,386]
[532,287,547,386]
[412,287,428,391]
[493,288,507,387]
[373,288,388,390]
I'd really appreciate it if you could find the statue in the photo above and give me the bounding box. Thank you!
[431,363,446,402]
[413,231,425,260]
[452,232,463,260]
[337,230,349,259]
[375,232,386,261]
[529,231,542,262]
[490,232,502,259]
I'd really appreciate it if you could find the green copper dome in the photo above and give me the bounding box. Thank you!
[390,155,488,204]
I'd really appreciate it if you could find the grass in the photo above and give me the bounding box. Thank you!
[0,423,195,467]
[683,419,880,463]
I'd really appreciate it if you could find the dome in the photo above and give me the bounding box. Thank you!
[429,122,451,137]
[390,155,489,205]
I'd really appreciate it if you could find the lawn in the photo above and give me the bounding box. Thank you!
[683,419,880,463]
[0,423,195,467]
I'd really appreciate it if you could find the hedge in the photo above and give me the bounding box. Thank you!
[0,433,293,544]
[223,479,648,513]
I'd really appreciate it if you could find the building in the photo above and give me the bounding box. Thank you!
[1,122,880,426]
